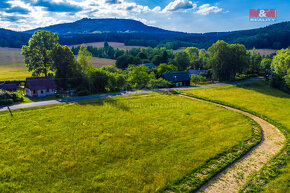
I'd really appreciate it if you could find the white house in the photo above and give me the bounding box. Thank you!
[25,77,56,97]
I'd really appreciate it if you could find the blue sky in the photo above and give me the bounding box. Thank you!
[0,0,289,32]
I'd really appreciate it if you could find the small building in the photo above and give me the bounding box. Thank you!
[25,77,56,97]
[138,63,156,69]
[188,69,208,78]
[0,84,18,91]
[162,71,190,87]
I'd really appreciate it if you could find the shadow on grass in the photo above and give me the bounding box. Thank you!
[75,97,131,112]
[236,80,290,99]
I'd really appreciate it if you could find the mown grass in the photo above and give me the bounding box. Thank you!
[0,93,252,192]
[181,80,290,193]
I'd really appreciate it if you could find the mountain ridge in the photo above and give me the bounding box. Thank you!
[0,19,289,49]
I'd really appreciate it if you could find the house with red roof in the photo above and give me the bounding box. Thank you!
[25,77,56,97]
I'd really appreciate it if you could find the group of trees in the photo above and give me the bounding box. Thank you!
[21,31,173,95]
[269,48,290,93]
[71,43,125,59]
[22,30,289,96]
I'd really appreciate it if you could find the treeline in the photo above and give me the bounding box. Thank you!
[21,30,289,96]
[71,43,125,59]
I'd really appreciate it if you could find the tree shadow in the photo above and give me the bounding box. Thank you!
[74,97,131,112]
[235,80,290,99]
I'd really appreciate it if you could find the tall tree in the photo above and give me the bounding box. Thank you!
[208,40,248,81]
[271,48,290,88]
[248,48,262,75]
[52,45,79,89]
[22,30,59,76]
[77,44,93,74]
[185,47,199,67]
[174,50,190,71]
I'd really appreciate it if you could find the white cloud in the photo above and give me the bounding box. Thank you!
[195,4,222,15]
[152,6,161,12]
[163,0,196,12]
[0,0,224,31]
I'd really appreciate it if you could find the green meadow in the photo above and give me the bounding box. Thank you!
[0,47,31,80]
[0,93,252,192]
[181,80,290,193]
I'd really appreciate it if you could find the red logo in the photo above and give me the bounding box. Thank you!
[250,9,276,18]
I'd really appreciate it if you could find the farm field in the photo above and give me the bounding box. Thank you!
[0,93,253,192]
[249,49,277,56]
[91,57,116,67]
[0,47,115,80]
[181,80,289,193]
[68,41,146,50]
[0,47,31,80]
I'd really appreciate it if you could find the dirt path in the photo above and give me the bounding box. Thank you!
[178,94,286,193]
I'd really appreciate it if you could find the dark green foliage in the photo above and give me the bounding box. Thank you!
[147,78,171,89]
[208,40,248,81]
[21,31,59,77]
[52,45,79,89]
[116,55,141,69]
[174,50,190,70]
[248,48,262,75]
[89,69,109,93]
[71,45,125,59]
[0,92,23,105]
[152,55,163,66]
[269,48,290,93]
[157,63,178,76]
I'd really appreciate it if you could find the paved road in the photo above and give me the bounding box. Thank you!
[0,77,262,111]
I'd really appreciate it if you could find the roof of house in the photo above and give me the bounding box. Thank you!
[0,84,17,90]
[25,77,56,90]
[162,71,190,82]
[138,63,156,69]
[188,69,209,76]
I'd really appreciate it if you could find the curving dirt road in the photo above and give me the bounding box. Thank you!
[178,94,286,193]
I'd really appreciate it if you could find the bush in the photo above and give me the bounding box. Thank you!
[269,73,290,93]
[147,78,171,89]
[0,92,23,106]
[76,89,90,96]
[0,99,14,106]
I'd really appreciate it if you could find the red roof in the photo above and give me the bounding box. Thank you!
[25,77,56,90]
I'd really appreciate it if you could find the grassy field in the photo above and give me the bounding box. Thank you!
[181,80,289,193]
[0,93,253,192]
[0,47,31,80]
[0,47,116,80]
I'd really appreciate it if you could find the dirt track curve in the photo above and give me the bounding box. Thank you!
[178,94,285,193]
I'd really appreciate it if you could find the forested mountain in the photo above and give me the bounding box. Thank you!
[24,18,185,35]
[0,18,289,49]
[0,28,30,48]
